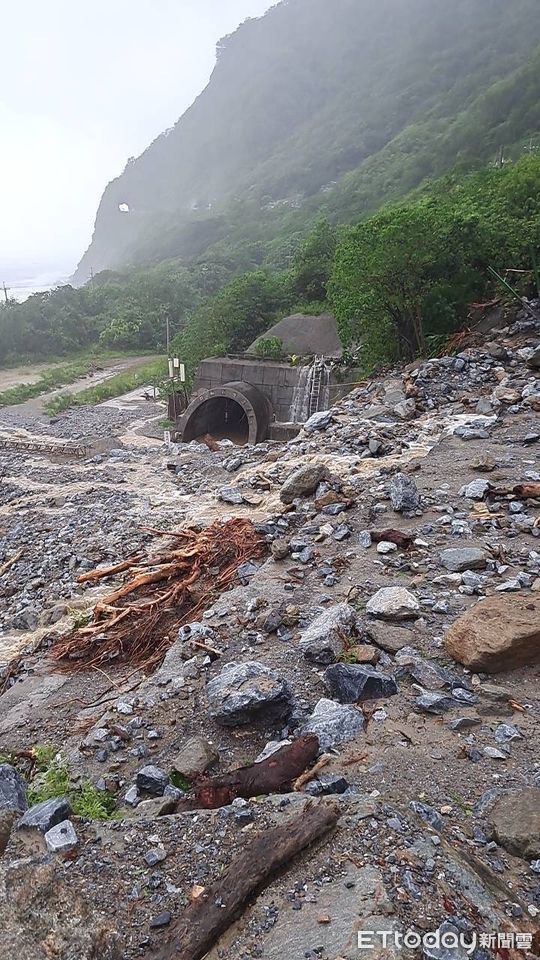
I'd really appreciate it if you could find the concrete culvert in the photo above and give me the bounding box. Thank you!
[179,381,272,445]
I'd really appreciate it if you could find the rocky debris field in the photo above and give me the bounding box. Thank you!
[0,309,540,959]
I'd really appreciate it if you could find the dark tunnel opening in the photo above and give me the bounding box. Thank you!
[182,396,249,445]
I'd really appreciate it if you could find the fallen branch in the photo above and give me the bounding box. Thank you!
[0,548,24,578]
[179,736,320,809]
[294,754,332,791]
[151,802,340,960]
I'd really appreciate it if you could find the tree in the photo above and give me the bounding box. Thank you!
[292,219,338,303]
[330,198,485,363]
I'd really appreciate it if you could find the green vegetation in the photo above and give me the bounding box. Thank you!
[330,155,540,368]
[75,0,540,282]
[43,358,167,415]
[0,356,107,407]
[254,336,284,359]
[15,749,117,820]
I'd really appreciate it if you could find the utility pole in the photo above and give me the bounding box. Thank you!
[166,316,171,356]
[2,282,9,303]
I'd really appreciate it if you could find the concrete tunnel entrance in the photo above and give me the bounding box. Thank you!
[178,381,272,446]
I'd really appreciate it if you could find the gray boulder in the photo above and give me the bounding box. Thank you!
[136,765,169,796]
[490,789,540,859]
[172,737,219,780]
[0,764,28,813]
[366,587,420,621]
[280,464,326,504]
[390,473,420,512]
[207,661,294,726]
[18,797,71,832]
[44,819,79,854]
[323,664,398,703]
[440,547,487,573]
[299,603,357,665]
[299,698,365,750]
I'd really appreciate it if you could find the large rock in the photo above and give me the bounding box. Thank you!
[172,737,219,781]
[207,661,294,726]
[135,765,169,796]
[440,547,487,573]
[527,344,540,369]
[0,764,28,813]
[390,473,420,513]
[365,622,415,653]
[18,797,71,832]
[445,594,540,672]
[366,587,420,621]
[323,664,398,704]
[299,698,365,750]
[490,789,540,859]
[299,603,357,665]
[280,464,326,504]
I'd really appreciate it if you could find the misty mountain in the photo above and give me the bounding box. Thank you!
[74,0,540,282]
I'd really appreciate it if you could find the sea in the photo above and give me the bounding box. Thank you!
[3,269,72,302]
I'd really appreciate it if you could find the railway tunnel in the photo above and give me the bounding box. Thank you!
[178,380,272,446]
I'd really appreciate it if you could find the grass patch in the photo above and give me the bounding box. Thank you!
[0,350,158,409]
[5,747,119,821]
[170,771,190,792]
[44,358,167,415]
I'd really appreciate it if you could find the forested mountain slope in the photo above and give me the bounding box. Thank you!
[74,0,540,282]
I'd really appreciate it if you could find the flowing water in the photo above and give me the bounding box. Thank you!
[289,358,331,423]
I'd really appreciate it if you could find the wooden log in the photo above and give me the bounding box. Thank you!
[151,802,340,960]
[180,735,320,810]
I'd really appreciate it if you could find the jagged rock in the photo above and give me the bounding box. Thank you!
[440,547,487,573]
[135,765,169,796]
[18,797,71,832]
[527,344,540,369]
[414,692,455,714]
[206,660,294,726]
[0,810,15,855]
[280,464,326,504]
[459,479,490,500]
[299,603,357,665]
[0,763,28,813]
[445,594,540,672]
[0,859,121,958]
[393,399,417,420]
[271,538,290,560]
[365,622,415,653]
[490,789,540,859]
[366,587,420,621]
[390,473,420,513]
[323,663,398,703]
[303,410,334,433]
[44,819,79,854]
[305,774,349,796]
[172,737,219,780]
[347,644,380,665]
[299,698,365,750]
[219,486,244,505]
[410,800,443,831]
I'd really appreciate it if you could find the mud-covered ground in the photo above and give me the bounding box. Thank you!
[0,315,539,959]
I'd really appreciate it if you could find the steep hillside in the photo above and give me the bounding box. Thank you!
[75,0,540,281]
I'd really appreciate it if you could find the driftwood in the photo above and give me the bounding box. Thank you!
[151,802,340,960]
[179,735,320,810]
[371,529,414,550]
[52,518,265,674]
[488,482,540,500]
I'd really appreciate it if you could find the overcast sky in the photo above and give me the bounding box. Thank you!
[0,0,273,282]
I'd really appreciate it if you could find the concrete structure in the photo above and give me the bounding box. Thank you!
[175,355,358,446]
[248,313,342,358]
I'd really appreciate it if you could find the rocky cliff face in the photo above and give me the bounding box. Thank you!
[74,0,540,281]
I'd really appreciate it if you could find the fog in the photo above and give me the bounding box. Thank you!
[0,0,273,285]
